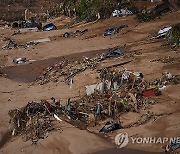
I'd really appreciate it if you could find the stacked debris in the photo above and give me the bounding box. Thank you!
[10,71,180,138]
[8,101,58,144]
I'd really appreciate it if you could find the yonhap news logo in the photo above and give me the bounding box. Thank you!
[115,132,180,148]
[115,132,129,148]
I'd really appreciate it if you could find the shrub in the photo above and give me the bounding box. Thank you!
[167,23,180,47]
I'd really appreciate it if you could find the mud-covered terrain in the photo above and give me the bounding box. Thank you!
[0,10,180,154]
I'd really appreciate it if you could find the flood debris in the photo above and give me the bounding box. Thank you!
[164,139,180,153]
[151,72,180,87]
[103,25,128,36]
[156,26,172,39]
[101,48,123,59]
[9,101,54,144]
[13,58,28,64]
[9,70,180,141]
[86,82,105,96]
[112,9,133,17]
[2,39,17,49]
[34,47,125,85]
[2,37,50,50]
[152,23,180,47]
[99,121,120,133]
[151,56,180,63]
[43,23,57,31]
[12,18,42,30]
[63,29,88,38]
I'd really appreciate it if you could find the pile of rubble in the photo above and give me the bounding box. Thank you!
[9,70,180,142]
[8,101,60,144]
[63,70,180,127]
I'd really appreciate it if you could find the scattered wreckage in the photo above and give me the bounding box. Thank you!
[152,23,180,47]
[63,29,88,38]
[13,57,28,64]
[2,37,51,50]
[34,48,125,85]
[112,9,133,17]
[8,46,180,145]
[12,18,42,30]
[103,25,128,36]
[11,19,57,32]
[9,69,180,144]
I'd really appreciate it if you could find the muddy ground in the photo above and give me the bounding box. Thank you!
[0,11,180,154]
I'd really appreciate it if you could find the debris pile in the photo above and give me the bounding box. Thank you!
[8,101,55,144]
[62,70,180,128]
[9,70,180,140]
[12,18,42,30]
